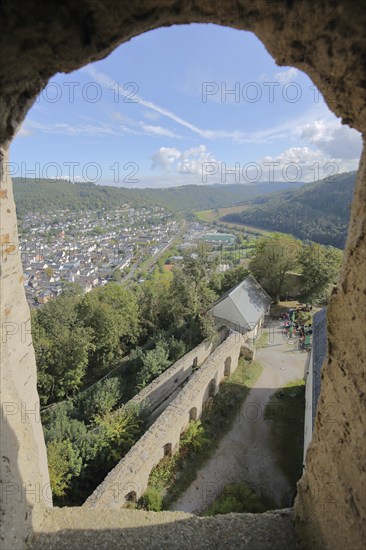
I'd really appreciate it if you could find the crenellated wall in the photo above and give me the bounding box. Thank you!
[84,331,253,508]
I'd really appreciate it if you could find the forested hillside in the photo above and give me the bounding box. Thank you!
[222,171,356,248]
[12,178,303,217]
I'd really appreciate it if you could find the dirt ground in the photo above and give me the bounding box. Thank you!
[169,321,308,514]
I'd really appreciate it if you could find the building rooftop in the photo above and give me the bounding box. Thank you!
[209,275,272,331]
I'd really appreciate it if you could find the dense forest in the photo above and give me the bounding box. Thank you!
[222,171,356,248]
[12,178,303,217]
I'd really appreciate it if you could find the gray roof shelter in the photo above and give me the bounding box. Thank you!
[208,275,272,332]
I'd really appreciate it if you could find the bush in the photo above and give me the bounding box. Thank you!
[180,421,209,453]
[140,487,163,511]
[47,439,82,497]
[136,340,171,389]
[76,377,123,424]
[204,483,274,516]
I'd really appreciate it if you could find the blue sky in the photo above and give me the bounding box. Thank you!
[11,24,362,187]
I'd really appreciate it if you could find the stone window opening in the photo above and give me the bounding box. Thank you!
[189,407,198,422]
[163,443,172,456]
[0,6,364,550]
[125,491,137,503]
[224,357,232,377]
[208,378,216,397]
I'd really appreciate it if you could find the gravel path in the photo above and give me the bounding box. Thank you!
[169,321,308,514]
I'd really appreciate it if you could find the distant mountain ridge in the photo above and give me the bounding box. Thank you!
[222,171,357,248]
[12,178,304,217]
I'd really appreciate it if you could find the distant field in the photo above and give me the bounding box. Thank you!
[195,204,250,222]
[217,221,271,236]
[195,206,271,236]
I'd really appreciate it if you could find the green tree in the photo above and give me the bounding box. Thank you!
[45,266,54,278]
[47,439,83,497]
[136,276,172,339]
[78,284,140,381]
[298,243,343,302]
[136,340,171,389]
[249,235,301,299]
[77,378,123,424]
[219,265,250,294]
[166,256,218,342]
[94,405,141,464]
[32,299,93,404]
[61,282,84,296]
[112,268,122,282]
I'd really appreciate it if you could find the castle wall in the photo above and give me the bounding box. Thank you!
[84,332,253,508]
[0,151,51,548]
[128,330,227,423]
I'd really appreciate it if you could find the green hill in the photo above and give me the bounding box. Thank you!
[222,171,356,248]
[12,178,304,218]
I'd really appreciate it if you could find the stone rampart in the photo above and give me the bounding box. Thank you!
[84,331,253,508]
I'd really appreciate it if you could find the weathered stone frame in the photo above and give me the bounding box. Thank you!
[0,1,365,549]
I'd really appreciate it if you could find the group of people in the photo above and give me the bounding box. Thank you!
[282,306,313,350]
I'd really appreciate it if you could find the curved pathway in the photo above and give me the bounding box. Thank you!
[169,321,308,514]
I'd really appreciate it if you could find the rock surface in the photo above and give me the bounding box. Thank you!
[29,507,299,550]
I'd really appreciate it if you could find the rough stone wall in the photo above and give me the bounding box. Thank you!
[84,331,251,508]
[0,1,365,549]
[294,146,366,550]
[127,334,225,423]
[0,150,51,548]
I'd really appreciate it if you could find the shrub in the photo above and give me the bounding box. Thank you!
[141,487,163,511]
[180,421,209,453]
[204,483,274,516]
[77,377,123,424]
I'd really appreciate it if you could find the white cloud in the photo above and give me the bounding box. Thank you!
[259,142,361,182]
[85,65,313,144]
[25,118,143,137]
[262,146,323,166]
[275,67,298,84]
[112,112,133,124]
[151,141,360,186]
[301,119,362,159]
[152,145,219,175]
[176,145,217,174]
[151,147,181,171]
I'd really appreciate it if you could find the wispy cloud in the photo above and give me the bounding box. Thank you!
[83,65,211,139]
[25,119,139,137]
[140,124,181,138]
[23,114,181,140]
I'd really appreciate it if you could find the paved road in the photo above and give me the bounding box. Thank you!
[169,321,308,514]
